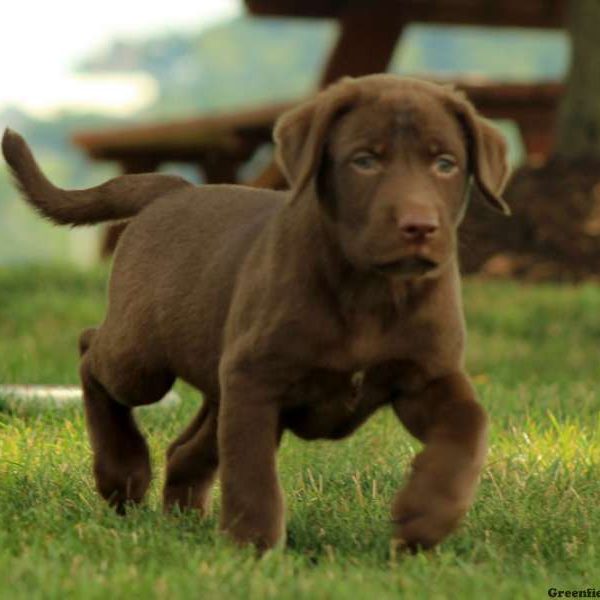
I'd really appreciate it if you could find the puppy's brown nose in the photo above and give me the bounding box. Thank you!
[398,215,440,242]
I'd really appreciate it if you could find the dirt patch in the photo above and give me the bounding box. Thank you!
[460,159,600,282]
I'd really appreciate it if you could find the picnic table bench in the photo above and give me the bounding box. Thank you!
[73,81,564,179]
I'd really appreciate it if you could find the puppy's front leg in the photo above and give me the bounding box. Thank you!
[218,363,285,551]
[391,372,488,550]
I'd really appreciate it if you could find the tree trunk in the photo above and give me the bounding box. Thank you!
[556,0,600,159]
[460,0,600,282]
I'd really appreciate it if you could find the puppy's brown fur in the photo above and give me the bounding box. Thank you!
[2,75,510,551]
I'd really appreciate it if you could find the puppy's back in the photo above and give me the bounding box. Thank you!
[100,185,286,389]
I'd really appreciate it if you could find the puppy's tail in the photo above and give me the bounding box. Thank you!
[1,129,192,226]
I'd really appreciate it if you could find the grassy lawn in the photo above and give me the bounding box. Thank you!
[0,264,598,599]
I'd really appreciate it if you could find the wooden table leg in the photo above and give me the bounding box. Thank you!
[318,4,405,86]
[250,7,405,190]
[201,153,242,184]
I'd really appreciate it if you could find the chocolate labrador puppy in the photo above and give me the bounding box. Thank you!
[2,75,510,551]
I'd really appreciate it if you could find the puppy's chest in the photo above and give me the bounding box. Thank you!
[324,313,442,372]
[348,316,404,366]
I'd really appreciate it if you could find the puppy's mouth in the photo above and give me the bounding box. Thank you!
[373,256,439,278]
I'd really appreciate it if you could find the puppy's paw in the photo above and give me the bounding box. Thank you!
[390,450,480,551]
[94,456,151,514]
[163,482,211,514]
[391,492,466,551]
[220,507,286,553]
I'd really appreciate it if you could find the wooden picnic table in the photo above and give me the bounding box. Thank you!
[71,0,567,255]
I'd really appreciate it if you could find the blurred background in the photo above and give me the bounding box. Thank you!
[1,0,596,281]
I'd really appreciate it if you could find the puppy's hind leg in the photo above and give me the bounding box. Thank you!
[165,399,212,460]
[163,400,219,514]
[80,363,152,513]
[79,331,154,514]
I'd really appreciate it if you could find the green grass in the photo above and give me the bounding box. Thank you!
[0,264,599,599]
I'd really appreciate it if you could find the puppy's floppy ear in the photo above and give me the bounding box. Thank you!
[447,91,512,215]
[274,78,359,202]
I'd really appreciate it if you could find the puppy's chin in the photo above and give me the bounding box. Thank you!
[373,256,440,279]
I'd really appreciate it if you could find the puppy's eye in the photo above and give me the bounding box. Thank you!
[350,152,381,172]
[433,154,458,176]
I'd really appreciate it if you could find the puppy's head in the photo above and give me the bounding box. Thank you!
[274,75,511,279]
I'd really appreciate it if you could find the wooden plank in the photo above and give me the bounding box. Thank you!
[72,101,292,160]
[245,0,566,28]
